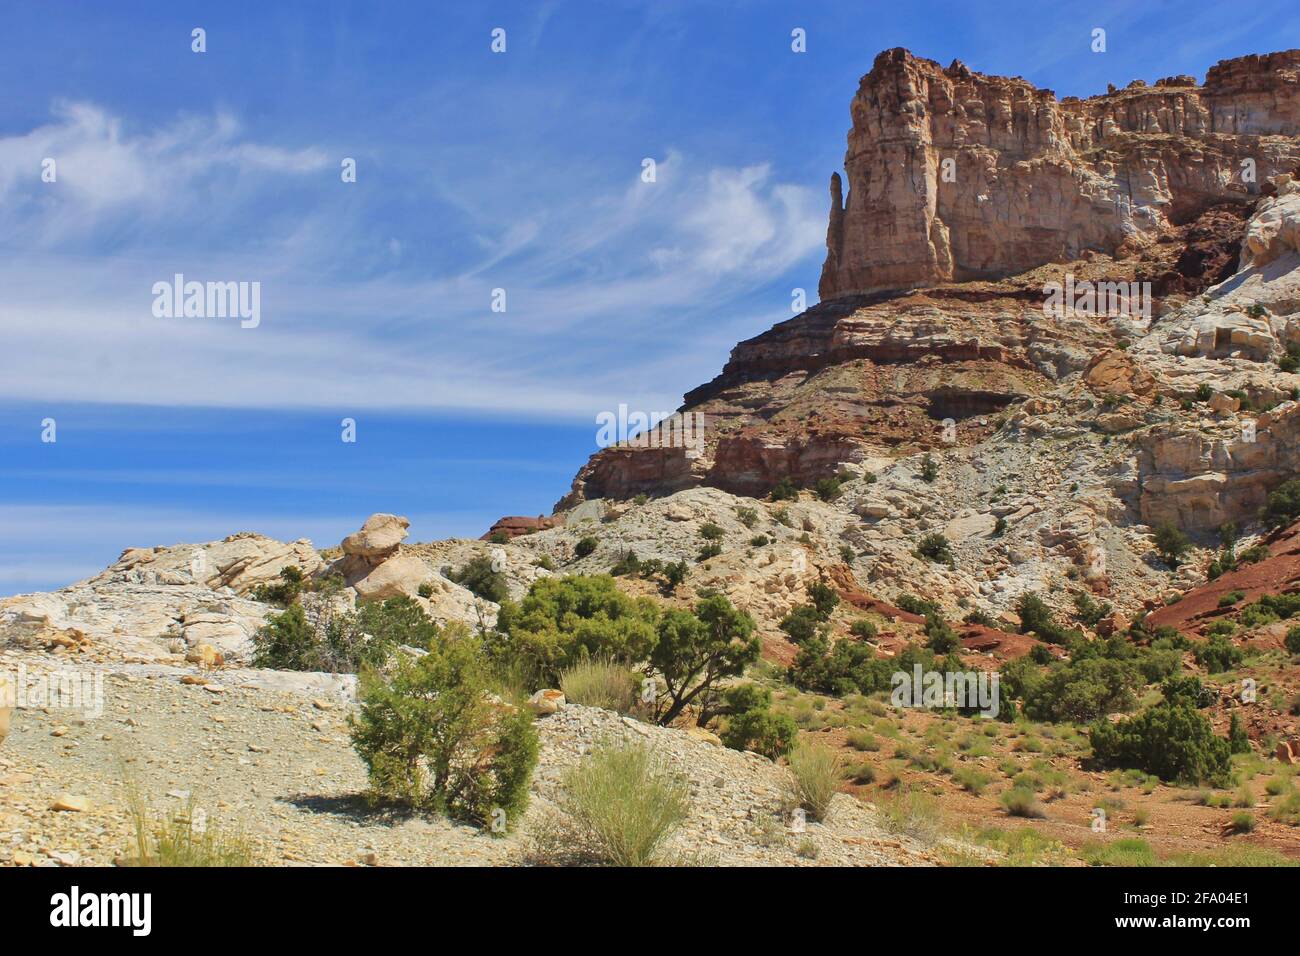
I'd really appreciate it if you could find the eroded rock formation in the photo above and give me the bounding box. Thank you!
[818,49,1300,298]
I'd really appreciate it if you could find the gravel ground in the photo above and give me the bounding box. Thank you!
[0,651,937,867]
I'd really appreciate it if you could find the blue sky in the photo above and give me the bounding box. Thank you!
[2,0,1296,593]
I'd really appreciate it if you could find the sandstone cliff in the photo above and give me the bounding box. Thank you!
[819,48,1300,298]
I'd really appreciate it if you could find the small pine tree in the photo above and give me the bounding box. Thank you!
[1153,521,1191,568]
[1228,712,1251,755]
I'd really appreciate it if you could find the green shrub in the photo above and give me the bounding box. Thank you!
[849,618,879,640]
[846,728,880,751]
[914,532,954,565]
[787,742,842,822]
[1271,792,1300,826]
[1160,675,1212,709]
[808,582,840,620]
[749,534,770,547]
[650,591,760,725]
[574,536,598,559]
[1228,811,1256,833]
[923,611,961,654]
[1286,626,1300,655]
[779,605,821,643]
[492,575,660,688]
[814,477,843,502]
[350,629,539,828]
[250,565,307,606]
[1262,478,1300,529]
[1088,702,1231,785]
[847,762,876,785]
[735,507,759,528]
[1082,837,1157,867]
[954,767,991,794]
[1022,658,1141,723]
[559,657,637,712]
[1238,543,1270,564]
[698,522,725,541]
[1073,592,1111,629]
[1193,634,1242,673]
[897,594,940,617]
[252,594,434,673]
[534,741,690,866]
[1000,787,1045,818]
[697,541,723,562]
[719,685,797,759]
[1153,521,1191,568]
[1218,590,1245,608]
[1228,713,1251,754]
[787,634,894,696]
[449,555,509,603]
[1015,593,1075,645]
[770,477,799,502]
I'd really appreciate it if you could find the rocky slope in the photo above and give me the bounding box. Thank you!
[0,655,937,867]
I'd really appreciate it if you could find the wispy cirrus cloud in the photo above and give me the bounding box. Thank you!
[0,101,823,417]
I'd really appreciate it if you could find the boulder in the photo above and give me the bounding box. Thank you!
[50,794,92,812]
[528,689,566,715]
[1084,350,1157,398]
[1096,611,1130,637]
[350,554,430,602]
[944,512,996,543]
[481,515,559,541]
[341,514,410,560]
[1209,391,1241,414]
[184,643,225,668]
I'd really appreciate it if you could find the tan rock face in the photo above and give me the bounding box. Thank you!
[96,531,323,595]
[348,553,430,602]
[1083,350,1156,398]
[819,49,1300,298]
[1137,403,1300,532]
[1242,175,1300,269]
[0,673,12,747]
[341,513,410,559]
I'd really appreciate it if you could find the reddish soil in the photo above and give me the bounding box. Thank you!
[1147,520,1300,637]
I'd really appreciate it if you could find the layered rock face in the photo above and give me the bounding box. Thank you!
[819,48,1300,299]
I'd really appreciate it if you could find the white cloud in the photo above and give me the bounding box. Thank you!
[0,102,330,244]
[0,102,824,417]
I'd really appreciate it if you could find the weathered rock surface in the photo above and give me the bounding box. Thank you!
[340,513,409,560]
[93,532,323,595]
[482,515,561,540]
[819,48,1300,298]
